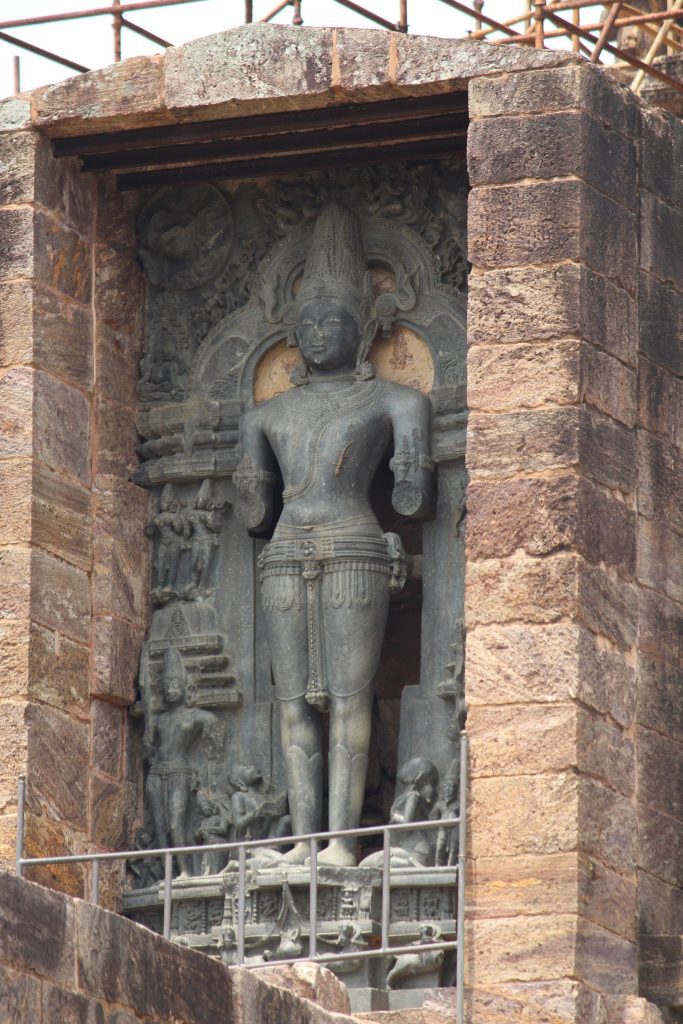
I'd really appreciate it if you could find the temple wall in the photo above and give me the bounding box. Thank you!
[0,100,148,903]
[0,23,680,1023]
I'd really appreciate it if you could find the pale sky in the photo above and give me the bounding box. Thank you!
[0,1,605,100]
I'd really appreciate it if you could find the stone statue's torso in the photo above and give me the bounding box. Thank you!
[253,378,393,528]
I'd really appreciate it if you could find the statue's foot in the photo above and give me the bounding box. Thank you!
[318,841,356,868]
[282,842,310,865]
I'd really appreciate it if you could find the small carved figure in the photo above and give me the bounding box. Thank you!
[186,479,224,595]
[195,784,233,875]
[234,203,434,866]
[435,760,460,868]
[321,921,367,973]
[129,826,164,889]
[386,924,444,989]
[147,484,185,595]
[230,764,290,844]
[361,757,440,868]
[144,647,220,877]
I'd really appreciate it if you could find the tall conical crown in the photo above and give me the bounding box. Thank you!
[163,646,186,688]
[296,203,367,312]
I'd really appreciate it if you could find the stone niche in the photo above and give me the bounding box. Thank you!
[1,20,682,1024]
[123,159,468,1011]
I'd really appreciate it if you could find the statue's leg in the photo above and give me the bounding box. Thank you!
[318,571,390,867]
[168,541,182,588]
[261,574,322,864]
[168,775,193,877]
[146,774,169,848]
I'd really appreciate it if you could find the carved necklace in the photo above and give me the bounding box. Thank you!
[282,378,385,503]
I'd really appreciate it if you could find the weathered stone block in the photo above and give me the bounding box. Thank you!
[469,180,581,270]
[0,131,38,205]
[577,708,635,798]
[23,812,85,897]
[0,702,27,814]
[96,323,141,410]
[94,247,144,338]
[33,460,91,571]
[92,617,143,706]
[90,776,139,851]
[637,653,683,745]
[638,517,683,606]
[166,24,334,120]
[465,553,578,627]
[93,475,150,622]
[32,55,167,136]
[468,978,605,1024]
[91,700,123,780]
[637,726,683,821]
[42,982,105,1024]
[582,268,637,366]
[0,208,34,280]
[76,898,231,1023]
[34,369,91,484]
[605,994,667,1024]
[0,459,31,547]
[335,28,392,99]
[467,475,635,576]
[32,285,93,389]
[578,562,637,650]
[580,408,636,494]
[469,913,577,983]
[640,192,683,288]
[641,106,683,212]
[470,852,579,920]
[639,585,683,669]
[468,111,635,206]
[26,705,88,831]
[94,397,141,480]
[581,344,636,428]
[470,773,579,858]
[30,547,90,644]
[576,919,637,995]
[468,263,582,347]
[28,622,89,715]
[466,407,580,478]
[0,368,32,459]
[0,873,76,988]
[639,272,683,376]
[94,173,140,252]
[581,184,637,293]
[0,96,31,132]
[468,340,580,411]
[638,869,683,936]
[0,621,29,699]
[468,703,577,777]
[637,357,671,439]
[639,803,683,888]
[252,962,351,1014]
[0,962,42,1024]
[34,211,91,304]
[579,778,637,872]
[639,432,683,536]
[579,856,637,940]
[469,62,639,137]
[0,548,31,621]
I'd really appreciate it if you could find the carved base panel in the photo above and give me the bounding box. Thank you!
[120,865,456,994]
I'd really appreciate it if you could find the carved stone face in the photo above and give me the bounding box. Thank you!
[162,668,185,706]
[295,296,361,372]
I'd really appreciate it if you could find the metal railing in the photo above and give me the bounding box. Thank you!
[15,732,468,1023]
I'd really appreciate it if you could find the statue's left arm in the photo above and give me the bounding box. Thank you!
[232,406,278,533]
[389,388,434,519]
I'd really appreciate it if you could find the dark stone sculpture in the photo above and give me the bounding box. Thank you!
[233,204,434,867]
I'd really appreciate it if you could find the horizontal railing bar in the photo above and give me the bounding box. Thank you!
[240,939,459,968]
[19,817,461,868]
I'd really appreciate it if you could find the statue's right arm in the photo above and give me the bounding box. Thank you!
[232,407,278,534]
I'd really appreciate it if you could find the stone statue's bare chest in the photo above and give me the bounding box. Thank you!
[263,380,392,492]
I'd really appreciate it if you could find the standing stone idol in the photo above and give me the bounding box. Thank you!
[233,204,434,866]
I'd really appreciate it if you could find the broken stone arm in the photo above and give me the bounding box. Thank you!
[389,389,434,519]
[232,409,278,533]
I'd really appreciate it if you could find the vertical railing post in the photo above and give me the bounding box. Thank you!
[112,0,122,61]
[309,838,318,959]
[15,775,26,878]
[163,852,173,940]
[456,731,468,1024]
[91,858,100,905]
[245,0,253,22]
[237,845,246,965]
[397,0,408,32]
[381,828,391,951]
[533,0,545,47]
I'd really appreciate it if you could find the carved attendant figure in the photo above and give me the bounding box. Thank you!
[147,484,185,593]
[233,205,433,866]
[144,647,219,876]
